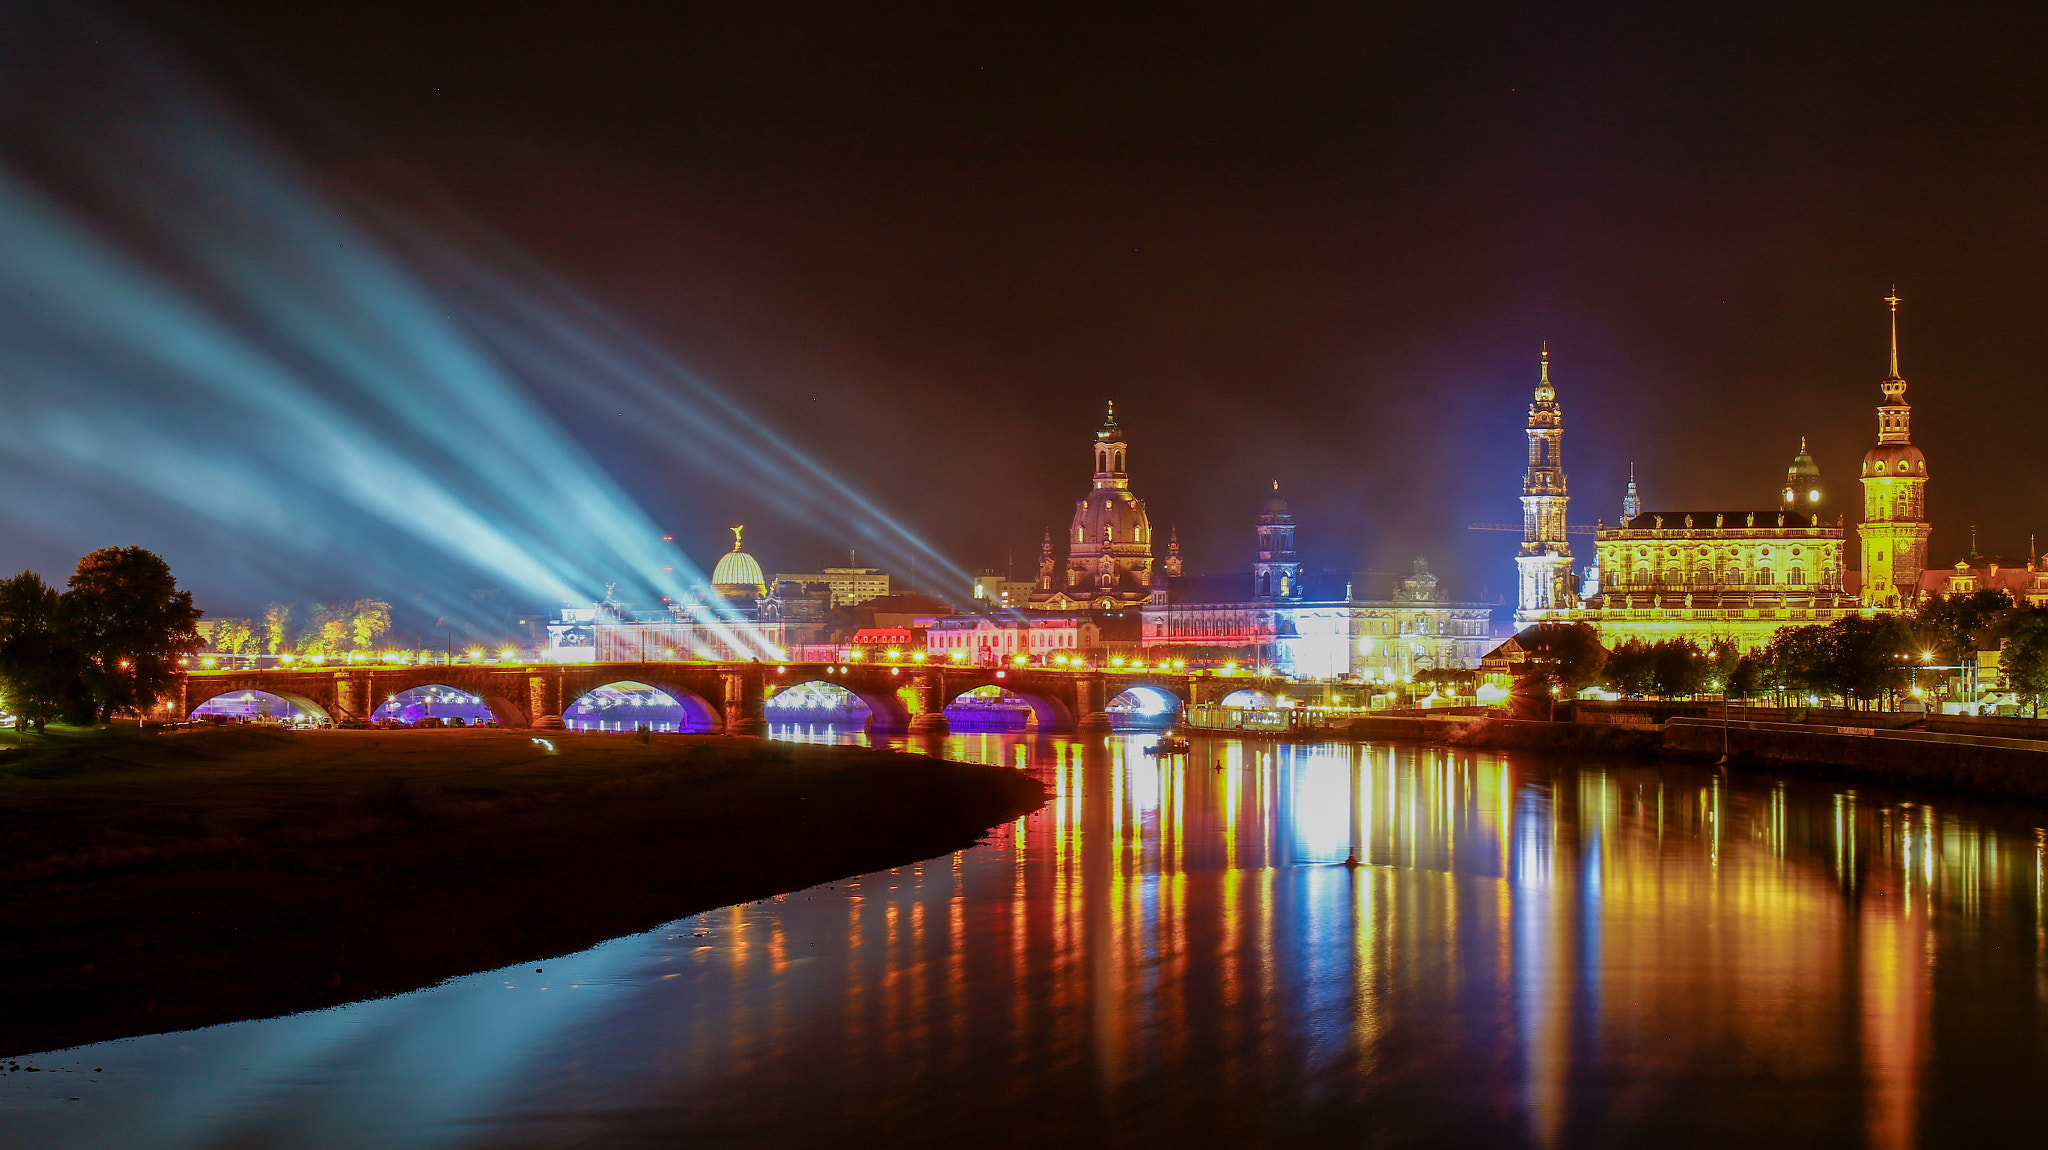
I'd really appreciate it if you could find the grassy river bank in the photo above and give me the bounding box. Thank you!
[0,726,1046,1057]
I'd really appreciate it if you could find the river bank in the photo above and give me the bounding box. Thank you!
[1443,714,2048,805]
[0,726,1045,1057]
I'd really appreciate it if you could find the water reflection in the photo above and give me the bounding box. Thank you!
[7,729,2048,1148]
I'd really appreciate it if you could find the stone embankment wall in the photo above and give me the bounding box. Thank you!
[1659,718,2048,804]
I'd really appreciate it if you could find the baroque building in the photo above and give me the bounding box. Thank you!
[1031,403,1157,609]
[1515,346,1579,625]
[1858,289,1932,609]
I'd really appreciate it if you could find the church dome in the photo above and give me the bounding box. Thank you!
[1073,488,1151,545]
[1861,442,1927,478]
[711,526,767,596]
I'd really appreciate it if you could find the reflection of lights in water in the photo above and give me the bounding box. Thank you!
[20,730,2029,1147]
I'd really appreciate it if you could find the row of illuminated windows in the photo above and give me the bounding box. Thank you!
[1611,566,1828,587]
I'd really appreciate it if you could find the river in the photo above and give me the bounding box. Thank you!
[5,727,2047,1148]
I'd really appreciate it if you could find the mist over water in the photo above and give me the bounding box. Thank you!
[0,5,975,631]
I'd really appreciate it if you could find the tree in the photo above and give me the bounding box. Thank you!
[261,603,293,655]
[0,572,86,731]
[297,603,352,656]
[58,547,203,721]
[1516,623,1608,696]
[212,618,253,655]
[2000,607,2048,716]
[349,599,392,650]
[1917,589,2015,665]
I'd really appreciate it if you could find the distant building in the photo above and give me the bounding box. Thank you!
[923,615,1090,665]
[774,555,890,608]
[1916,559,2048,607]
[1140,488,1491,679]
[1031,403,1157,610]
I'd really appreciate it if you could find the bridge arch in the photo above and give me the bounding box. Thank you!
[369,683,521,728]
[1107,683,1183,728]
[189,688,332,726]
[563,680,721,733]
[769,676,913,732]
[940,682,1074,731]
[1221,688,1279,708]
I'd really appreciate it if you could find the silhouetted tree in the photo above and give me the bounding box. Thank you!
[1917,589,2015,664]
[59,546,203,721]
[0,571,86,730]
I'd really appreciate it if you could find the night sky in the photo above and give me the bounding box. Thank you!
[22,2,2048,615]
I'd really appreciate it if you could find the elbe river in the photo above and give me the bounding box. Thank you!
[7,727,2048,1148]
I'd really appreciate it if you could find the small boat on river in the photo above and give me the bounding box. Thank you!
[1146,732,1192,756]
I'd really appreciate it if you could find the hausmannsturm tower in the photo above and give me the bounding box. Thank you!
[1515,345,1578,625]
[1858,289,1932,609]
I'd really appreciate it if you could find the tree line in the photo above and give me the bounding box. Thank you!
[1521,587,2048,711]
[0,547,203,730]
[208,600,392,657]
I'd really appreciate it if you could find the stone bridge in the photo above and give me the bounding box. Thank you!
[174,662,1242,735]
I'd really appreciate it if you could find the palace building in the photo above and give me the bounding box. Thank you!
[1508,292,1937,649]
[1030,403,1159,610]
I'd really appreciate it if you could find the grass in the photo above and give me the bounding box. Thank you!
[0,726,1045,1057]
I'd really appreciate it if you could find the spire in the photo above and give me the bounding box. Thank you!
[1885,286,1902,380]
[1534,342,1556,403]
[1622,463,1641,521]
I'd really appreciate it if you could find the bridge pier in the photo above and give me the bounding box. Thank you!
[722,669,767,736]
[907,672,948,735]
[1074,674,1113,733]
[529,672,564,730]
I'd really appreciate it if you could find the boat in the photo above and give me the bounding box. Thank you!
[1146,732,1192,756]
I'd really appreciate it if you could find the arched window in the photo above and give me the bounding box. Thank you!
[1757,568,1775,586]
[1789,567,1806,585]
[1724,568,1745,585]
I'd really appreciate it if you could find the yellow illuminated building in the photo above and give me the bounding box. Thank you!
[1857,289,1932,609]
[1577,502,1858,651]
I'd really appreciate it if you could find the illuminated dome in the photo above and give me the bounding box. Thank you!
[1861,442,1927,478]
[711,525,767,597]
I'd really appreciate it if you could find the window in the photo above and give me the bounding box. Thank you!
[1757,568,1775,585]
[1789,567,1806,585]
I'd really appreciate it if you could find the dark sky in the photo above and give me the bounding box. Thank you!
[107,3,2048,605]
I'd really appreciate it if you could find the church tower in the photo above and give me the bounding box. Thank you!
[1031,402,1156,609]
[1621,463,1641,522]
[1253,481,1302,601]
[1515,345,1577,624]
[1858,289,1932,609]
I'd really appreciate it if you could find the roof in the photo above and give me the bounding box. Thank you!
[1612,510,1836,532]
[1916,563,2045,597]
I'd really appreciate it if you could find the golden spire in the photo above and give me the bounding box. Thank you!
[1884,286,1902,379]
[1539,341,1550,385]
[728,525,744,552]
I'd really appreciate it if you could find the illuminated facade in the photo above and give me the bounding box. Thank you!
[1031,403,1157,610]
[1575,505,1857,650]
[773,558,890,607]
[1858,290,1932,609]
[1141,488,1491,678]
[1515,346,1579,625]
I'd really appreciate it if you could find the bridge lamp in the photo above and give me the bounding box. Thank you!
[1174,660,1186,668]
[280,654,296,666]
[500,648,518,662]
[848,650,863,660]
[1111,657,1124,667]
[467,649,484,661]
[912,652,927,662]
[309,654,326,665]
[1013,655,1027,665]
[201,656,217,668]
[886,649,901,660]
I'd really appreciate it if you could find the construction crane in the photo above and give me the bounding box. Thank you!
[1467,522,1598,536]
